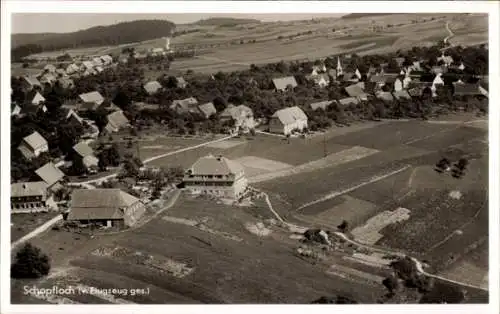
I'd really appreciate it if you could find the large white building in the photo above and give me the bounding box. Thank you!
[183,155,248,200]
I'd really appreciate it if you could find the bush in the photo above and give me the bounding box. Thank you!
[11,243,51,279]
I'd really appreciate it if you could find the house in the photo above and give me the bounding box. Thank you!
[57,77,75,89]
[18,131,49,160]
[79,91,105,109]
[92,57,103,67]
[55,68,67,77]
[310,100,333,111]
[143,81,162,95]
[269,106,308,135]
[437,53,454,67]
[393,90,412,101]
[183,154,248,200]
[431,73,445,97]
[272,76,298,92]
[35,162,65,192]
[341,72,358,82]
[11,182,55,213]
[220,104,255,133]
[66,109,84,125]
[345,84,368,101]
[11,103,22,116]
[394,57,406,68]
[458,63,466,71]
[376,91,394,102]
[198,102,217,119]
[134,102,159,111]
[22,76,42,91]
[338,97,360,106]
[105,110,130,133]
[81,61,95,72]
[40,73,57,86]
[44,64,56,73]
[307,73,330,87]
[100,55,113,65]
[394,77,404,92]
[170,97,199,115]
[176,77,187,88]
[67,189,146,228]
[73,141,99,170]
[28,91,46,106]
[403,75,412,89]
[118,54,129,64]
[453,83,482,97]
[66,63,80,75]
[94,66,104,74]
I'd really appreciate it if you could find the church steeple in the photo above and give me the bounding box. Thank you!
[336,57,343,77]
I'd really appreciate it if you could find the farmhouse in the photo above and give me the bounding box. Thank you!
[81,61,95,72]
[198,102,217,118]
[35,162,65,192]
[170,97,199,115]
[376,91,394,102]
[72,141,99,171]
[345,84,368,101]
[44,64,56,73]
[18,131,49,160]
[183,154,248,200]
[11,181,55,214]
[79,91,105,109]
[143,81,162,95]
[393,90,412,100]
[28,91,46,105]
[105,110,130,133]
[176,77,188,88]
[310,100,333,111]
[338,97,360,106]
[100,55,113,65]
[66,109,84,125]
[67,189,146,228]
[269,106,308,135]
[453,83,482,97]
[220,104,255,133]
[22,76,42,91]
[66,63,80,75]
[272,76,298,92]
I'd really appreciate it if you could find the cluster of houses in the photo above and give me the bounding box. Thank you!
[10,48,489,231]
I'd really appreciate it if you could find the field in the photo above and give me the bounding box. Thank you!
[19,13,487,76]
[10,212,60,242]
[11,196,388,304]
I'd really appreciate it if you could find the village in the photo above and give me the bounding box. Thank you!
[8,13,490,305]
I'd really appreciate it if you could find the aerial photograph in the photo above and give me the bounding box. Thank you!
[6,9,490,306]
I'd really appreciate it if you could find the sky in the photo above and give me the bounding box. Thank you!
[12,13,345,34]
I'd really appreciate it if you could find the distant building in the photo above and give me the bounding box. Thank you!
[176,77,187,89]
[272,76,298,92]
[306,73,330,87]
[336,57,343,77]
[100,55,113,65]
[22,76,42,91]
[431,73,445,97]
[11,181,54,213]
[57,77,75,89]
[437,53,453,67]
[67,189,146,228]
[11,103,22,117]
[18,131,49,160]
[453,83,482,97]
[28,91,46,106]
[40,73,57,87]
[198,102,217,119]
[338,97,360,106]
[269,106,308,135]
[345,84,368,101]
[220,104,255,133]
[44,64,57,73]
[183,154,248,200]
[376,91,394,102]
[65,109,84,125]
[66,63,80,75]
[73,141,99,171]
[78,91,105,110]
[92,57,103,67]
[170,97,199,115]
[309,100,333,111]
[393,90,412,101]
[35,162,65,192]
[105,110,130,133]
[143,81,163,95]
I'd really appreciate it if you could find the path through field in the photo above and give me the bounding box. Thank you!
[11,215,63,250]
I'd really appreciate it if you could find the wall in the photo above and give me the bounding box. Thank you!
[123,201,146,227]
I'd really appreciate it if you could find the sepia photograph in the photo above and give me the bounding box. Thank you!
[1,1,498,314]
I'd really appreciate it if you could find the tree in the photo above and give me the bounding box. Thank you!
[337,220,349,233]
[457,158,468,171]
[11,243,51,279]
[382,275,400,295]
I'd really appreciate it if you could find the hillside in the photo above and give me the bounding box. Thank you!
[341,13,395,19]
[194,17,261,27]
[11,19,176,59]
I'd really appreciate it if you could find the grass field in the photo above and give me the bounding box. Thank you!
[10,212,60,242]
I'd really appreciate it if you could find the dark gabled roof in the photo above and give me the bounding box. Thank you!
[198,102,217,118]
[453,83,481,96]
[310,100,333,111]
[35,162,65,187]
